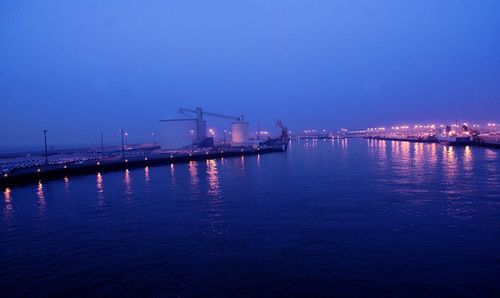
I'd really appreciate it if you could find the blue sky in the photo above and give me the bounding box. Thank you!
[1,0,499,149]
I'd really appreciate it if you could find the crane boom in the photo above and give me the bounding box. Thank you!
[178,107,244,121]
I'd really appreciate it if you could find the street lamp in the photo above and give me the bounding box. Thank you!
[120,129,125,159]
[189,129,195,152]
[42,129,48,165]
[152,132,156,146]
[101,132,104,155]
[223,129,227,146]
[125,132,128,148]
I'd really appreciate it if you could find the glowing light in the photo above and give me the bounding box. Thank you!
[206,159,220,196]
[37,169,41,172]
[97,162,100,165]
[36,180,46,211]
[123,169,132,197]
[188,161,199,189]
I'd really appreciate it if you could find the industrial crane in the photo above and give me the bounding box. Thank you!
[276,120,289,144]
[178,107,244,122]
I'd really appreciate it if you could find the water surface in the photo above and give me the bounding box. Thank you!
[1,139,499,297]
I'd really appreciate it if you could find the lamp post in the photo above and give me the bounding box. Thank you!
[120,129,125,159]
[42,129,48,165]
[189,129,195,152]
[101,132,104,155]
[223,129,227,146]
[152,132,156,146]
[209,129,215,147]
[125,132,128,148]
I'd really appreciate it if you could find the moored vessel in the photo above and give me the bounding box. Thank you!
[437,124,474,146]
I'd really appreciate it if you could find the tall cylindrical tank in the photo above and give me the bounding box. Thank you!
[231,121,250,145]
[159,112,198,150]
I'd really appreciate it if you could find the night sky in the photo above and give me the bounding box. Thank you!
[1,1,499,149]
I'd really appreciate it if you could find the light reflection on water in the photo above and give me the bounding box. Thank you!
[463,146,473,175]
[413,142,423,169]
[64,176,70,197]
[341,138,348,148]
[11,141,498,218]
[144,166,151,192]
[370,139,388,172]
[484,148,497,160]
[206,159,220,197]
[484,149,499,192]
[0,139,499,296]
[144,166,150,183]
[205,159,225,243]
[170,163,176,189]
[189,161,199,193]
[429,143,438,167]
[36,181,46,216]
[389,141,412,189]
[97,173,104,206]
[442,146,457,182]
[124,169,132,200]
[3,187,13,219]
[239,155,245,170]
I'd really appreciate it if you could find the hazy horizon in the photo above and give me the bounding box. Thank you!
[1,1,499,149]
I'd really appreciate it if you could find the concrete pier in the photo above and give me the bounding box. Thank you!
[1,145,287,187]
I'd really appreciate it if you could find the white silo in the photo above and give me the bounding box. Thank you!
[159,112,198,150]
[231,121,250,146]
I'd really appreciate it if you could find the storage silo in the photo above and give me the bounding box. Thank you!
[231,121,250,146]
[159,112,198,150]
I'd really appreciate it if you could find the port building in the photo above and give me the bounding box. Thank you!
[159,107,250,150]
[159,110,204,150]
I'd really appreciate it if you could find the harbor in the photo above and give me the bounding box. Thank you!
[2,137,499,297]
[3,114,500,187]
[0,145,286,187]
[292,123,500,148]
[1,107,289,187]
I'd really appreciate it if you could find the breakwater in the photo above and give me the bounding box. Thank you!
[1,145,286,187]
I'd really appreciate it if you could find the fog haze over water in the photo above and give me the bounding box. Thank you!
[1,1,500,148]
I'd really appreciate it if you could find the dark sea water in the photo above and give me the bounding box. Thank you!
[1,139,499,297]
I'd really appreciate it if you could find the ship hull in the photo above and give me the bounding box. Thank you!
[437,135,473,146]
